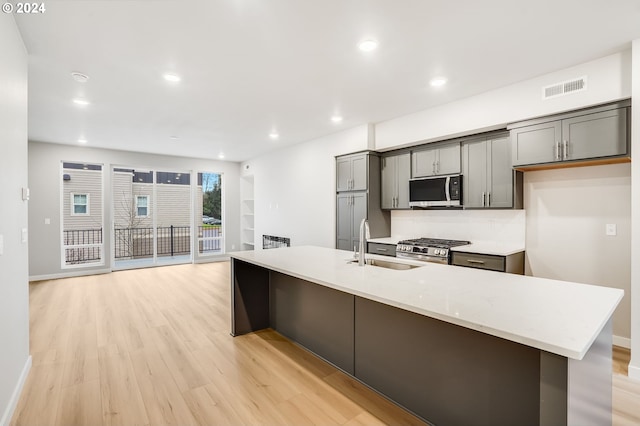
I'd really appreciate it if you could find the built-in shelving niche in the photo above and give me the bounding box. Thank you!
[241,175,255,250]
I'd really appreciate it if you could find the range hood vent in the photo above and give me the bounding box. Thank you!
[542,76,587,100]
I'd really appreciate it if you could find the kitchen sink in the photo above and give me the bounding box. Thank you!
[347,258,422,270]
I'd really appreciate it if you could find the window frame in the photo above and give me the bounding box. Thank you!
[70,193,90,216]
[135,195,149,217]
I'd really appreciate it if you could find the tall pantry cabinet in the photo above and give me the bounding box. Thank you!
[335,152,390,252]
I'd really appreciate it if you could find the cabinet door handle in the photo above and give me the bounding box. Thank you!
[487,192,491,207]
[482,192,486,207]
[376,248,388,252]
[467,259,485,265]
[555,141,560,160]
[563,140,568,160]
[436,161,440,174]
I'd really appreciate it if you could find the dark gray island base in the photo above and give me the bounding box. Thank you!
[231,258,613,426]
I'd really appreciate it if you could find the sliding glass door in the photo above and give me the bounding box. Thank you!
[112,167,192,269]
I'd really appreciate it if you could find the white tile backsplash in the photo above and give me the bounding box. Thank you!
[391,209,525,244]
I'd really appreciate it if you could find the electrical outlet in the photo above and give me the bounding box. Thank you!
[606,224,617,236]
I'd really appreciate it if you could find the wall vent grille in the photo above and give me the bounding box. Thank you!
[542,76,587,100]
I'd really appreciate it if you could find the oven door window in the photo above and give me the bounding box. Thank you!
[410,177,447,202]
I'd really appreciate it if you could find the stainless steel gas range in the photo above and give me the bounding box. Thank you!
[396,238,471,265]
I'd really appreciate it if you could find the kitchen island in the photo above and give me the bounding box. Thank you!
[230,245,622,426]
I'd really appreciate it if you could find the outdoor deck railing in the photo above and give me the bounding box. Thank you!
[64,225,222,264]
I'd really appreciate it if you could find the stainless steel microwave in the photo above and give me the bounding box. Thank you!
[409,174,462,208]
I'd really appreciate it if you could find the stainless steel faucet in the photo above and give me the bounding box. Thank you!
[358,218,370,266]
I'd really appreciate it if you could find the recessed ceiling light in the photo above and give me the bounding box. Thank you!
[269,132,279,140]
[71,72,89,83]
[169,135,179,140]
[78,138,87,144]
[218,153,225,159]
[358,39,378,52]
[331,115,343,123]
[73,99,90,106]
[430,77,448,87]
[163,73,181,83]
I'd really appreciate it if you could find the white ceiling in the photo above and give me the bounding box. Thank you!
[14,0,640,162]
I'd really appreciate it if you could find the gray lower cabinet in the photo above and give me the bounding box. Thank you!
[462,133,521,208]
[336,192,367,252]
[451,251,525,274]
[270,272,354,374]
[336,153,368,191]
[412,141,461,177]
[354,296,541,426]
[510,103,629,168]
[381,153,410,209]
[367,242,396,257]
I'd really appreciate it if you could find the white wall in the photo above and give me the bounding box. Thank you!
[28,141,241,279]
[241,125,369,249]
[0,15,31,426]
[524,164,631,342]
[629,39,640,379]
[376,51,631,151]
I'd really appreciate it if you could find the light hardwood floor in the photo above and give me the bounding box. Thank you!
[10,262,640,425]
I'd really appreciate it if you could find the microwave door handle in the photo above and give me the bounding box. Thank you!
[445,176,451,202]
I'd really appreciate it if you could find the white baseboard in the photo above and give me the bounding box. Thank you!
[613,335,631,349]
[194,255,230,264]
[29,268,111,282]
[629,363,640,381]
[0,355,32,426]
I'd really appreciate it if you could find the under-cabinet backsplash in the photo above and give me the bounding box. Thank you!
[391,209,525,244]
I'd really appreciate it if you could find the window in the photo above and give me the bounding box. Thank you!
[71,193,89,215]
[197,172,224,256]
[62,162,103,267]
[136,195,149,217]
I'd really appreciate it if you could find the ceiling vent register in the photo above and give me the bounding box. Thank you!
[542,76,587,100]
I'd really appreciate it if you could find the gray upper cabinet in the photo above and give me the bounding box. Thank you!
[462,134,519,209]
[561,109,627,161]
[336,153,367,191]
[510,121,561,166]
[510,103,629,168]
[381,153,410,209]
[412,142,461,177]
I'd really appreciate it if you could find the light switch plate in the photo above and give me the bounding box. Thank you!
[606,224,617,236]
[45,218,50,225]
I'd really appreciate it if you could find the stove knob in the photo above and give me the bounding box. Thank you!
[435,249,442,255]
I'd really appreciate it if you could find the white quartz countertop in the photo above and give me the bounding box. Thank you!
[230,246,623,360]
